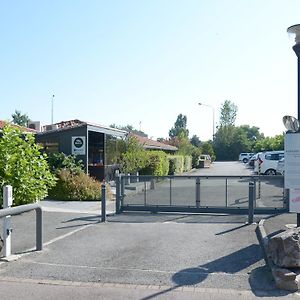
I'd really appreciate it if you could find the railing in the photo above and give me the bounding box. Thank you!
[0,203,43,257]
[115,175,287,215]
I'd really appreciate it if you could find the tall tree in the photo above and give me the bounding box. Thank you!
[219,100,237,127]
[169,114,189,138]
[190,135,201,148]
[11,110,30,127]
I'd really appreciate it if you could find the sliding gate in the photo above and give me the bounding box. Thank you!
[115,175,288,215]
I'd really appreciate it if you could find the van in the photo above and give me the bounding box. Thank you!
[254,151,284,175]
[239,152,254,163]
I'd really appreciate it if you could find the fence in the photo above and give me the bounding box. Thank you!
[115,175,287,215]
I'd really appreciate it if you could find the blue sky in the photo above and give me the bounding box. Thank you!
[1,1,300,140]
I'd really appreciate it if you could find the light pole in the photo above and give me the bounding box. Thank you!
[287,24,300,227]
[198,102,215,140]
[51,94,55,125]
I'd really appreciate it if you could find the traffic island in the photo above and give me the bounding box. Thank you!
[256,219,300,291]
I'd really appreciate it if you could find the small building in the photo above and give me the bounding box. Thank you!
[36,120,127,181]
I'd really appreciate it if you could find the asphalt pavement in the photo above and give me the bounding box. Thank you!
[0,161,298,299]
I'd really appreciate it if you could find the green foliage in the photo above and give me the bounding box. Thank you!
[11,110,30,127]
[0,125,56,206]
[48,169,102,200]
[201,142,216,161]
[140,151,169,176]
[121,136,148,173]
[219,100,237,127]
[168,155,184,175]
[190,135,201,147]
[47,152,83,175]
[253,134,284,152]
[183,156,192,172]
[191,146,202,168]
[169,114,189,138]
[105,136,126,165]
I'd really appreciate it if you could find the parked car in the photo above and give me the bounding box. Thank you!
[239,152,255,163]
[199,154,211,168]
[276,157,285,175]
[254,151,284,175]
[248,152,261,168]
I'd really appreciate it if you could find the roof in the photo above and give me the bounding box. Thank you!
[0,120,37,133]
[38,119,127,138]
[130,133,178,152]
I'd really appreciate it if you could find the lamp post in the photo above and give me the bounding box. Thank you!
[287,24,300,227]
[198,102,215,140]
[51,94,55,125]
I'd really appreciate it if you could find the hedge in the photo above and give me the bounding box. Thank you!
[140,151,169,176]
[183,155,192,172]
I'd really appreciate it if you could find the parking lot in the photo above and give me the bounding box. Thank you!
[0,161,296,299]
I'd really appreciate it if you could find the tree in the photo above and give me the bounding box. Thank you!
[190,135,201,148]
[169,114,189,138]
[11,110,30,127]
[219,100,237,127]
[0,125,56,206]
[110,124,147,137]
[201,142,216,161]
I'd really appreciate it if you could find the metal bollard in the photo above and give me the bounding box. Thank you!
[115,175,121,214]
[101,183,106,222]
[3,185,13,257]
[248,181,255,224]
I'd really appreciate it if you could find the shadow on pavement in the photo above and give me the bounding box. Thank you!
[141,244,281,299]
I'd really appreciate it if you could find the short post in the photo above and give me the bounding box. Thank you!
[115,175,121,214]
[101,183,106,223]
[3,185,13,257]
[196,177,200,208]
[248,181,255,224]
[136,171,139,183]
[36,207,43,251]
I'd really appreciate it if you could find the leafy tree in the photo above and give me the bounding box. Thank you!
[219,100,237,127]
[253,134,284,152]
[121,136,148,173]
[190,135,201,148]
[0,125,56,206]
[169,114,189,138]
[11,110,30,127]
[110,124,147,137]
[201,142,216,161]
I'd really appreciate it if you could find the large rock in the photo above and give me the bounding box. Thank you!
[268,228,300,268]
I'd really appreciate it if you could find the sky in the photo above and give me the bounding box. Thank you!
[1,0,300,141]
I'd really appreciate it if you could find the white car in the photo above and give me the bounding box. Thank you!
[239,152,255,163]
[254,151,284,175]
[276,158,285,175]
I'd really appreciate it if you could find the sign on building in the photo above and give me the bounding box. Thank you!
[72,136,86,155]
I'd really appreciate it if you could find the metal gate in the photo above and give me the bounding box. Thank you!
[115,175,288,215]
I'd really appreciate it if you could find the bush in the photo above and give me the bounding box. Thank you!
[140,151,169,176]
[48,169,104,200]
[47,152,83,175]
[168,155,184,175]
[0,125,56,206]
[183,156,192,172]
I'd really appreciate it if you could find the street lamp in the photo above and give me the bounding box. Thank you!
[51,94,55,125]
[287,24,300,227]
[287,24,300,120]
[198,102,215,140]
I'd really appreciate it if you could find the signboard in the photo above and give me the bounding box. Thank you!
[72,136,86,155]
[290,189,300,213]
[284,133,300,189]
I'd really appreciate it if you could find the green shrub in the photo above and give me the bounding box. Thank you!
[47,152,84,175]
[183,156,192,172]
[0,125,56,206]
[140,151,169,176]
[121,136,148,173]
[168,155,184,174]
[48,169,104,200]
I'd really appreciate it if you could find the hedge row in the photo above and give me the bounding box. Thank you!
[167,155,192,175]
[140,151,169,176]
